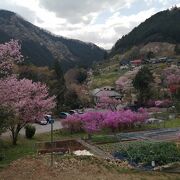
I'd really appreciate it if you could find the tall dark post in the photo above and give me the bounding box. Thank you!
[51,120,53,167]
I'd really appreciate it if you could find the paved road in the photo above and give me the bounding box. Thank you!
[116,128,180,141]
[2,119,63,137]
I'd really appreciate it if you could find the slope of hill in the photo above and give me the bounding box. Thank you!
[111,7,180,55]
[0,10,107,71]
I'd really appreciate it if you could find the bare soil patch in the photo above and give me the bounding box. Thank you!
[0,155,179,180]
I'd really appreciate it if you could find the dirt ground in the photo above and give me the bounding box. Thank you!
[0,155,179,180]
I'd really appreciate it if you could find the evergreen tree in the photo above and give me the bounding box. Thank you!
[53,60,66,112]
[133,66,154,105]
[64,90,82,109]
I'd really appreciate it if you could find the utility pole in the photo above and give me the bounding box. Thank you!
[50,118,54,167]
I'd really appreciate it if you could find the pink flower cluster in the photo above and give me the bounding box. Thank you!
[0,76,56,123]
[96,96,121,110]
[115,68,139,92]
[116,76,132,92]
[0,40,56,144]
[62,109,148,133]
[147,99,172,108]
[162,66,180,87]
[0,39,23,76]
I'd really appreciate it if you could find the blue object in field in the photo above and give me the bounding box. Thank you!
[49,118,54,124]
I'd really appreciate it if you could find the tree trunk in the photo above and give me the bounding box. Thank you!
[88,133,92,140]
[12,133,18,145]
[11,124,22,145]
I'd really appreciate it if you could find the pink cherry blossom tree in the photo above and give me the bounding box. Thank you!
[162,66,180,93]
[103,109,148,132]
[0,76,55,145]
[0,39,23,77]
[116,76,132,92]
[81,112,105,136]
[0,40,55,145]
[62,109,148,136]
[62,111,105,139]
[96,96,121,111]
[103,111,120,132]
[95,90,121,111]
[61,114,82,133]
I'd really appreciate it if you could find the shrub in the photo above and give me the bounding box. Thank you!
[146,99,155,107]
[0,140,6,161]
[0,106,14,135]
[81,111,105,134]
[25,124,36,139]
[76,68,87,84]
[114,141,180,166]
[61,109,148,134]
[61,114,82,133]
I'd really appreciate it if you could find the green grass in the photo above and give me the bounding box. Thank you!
[0,130,86,168]
[90,69,127,89]
[90,58,129,89]
[143,118,180,129]
[0,118,179,168]
[162,118,180,128]
[0,137,36,168]
[91,134,118,144]
[120,118,180,131]
[91,72,119,88]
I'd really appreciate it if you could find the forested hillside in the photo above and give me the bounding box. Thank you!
[0,10,107,71]
[111,7,180,55]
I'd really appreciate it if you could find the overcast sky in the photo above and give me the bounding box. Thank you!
[0,0,179,49]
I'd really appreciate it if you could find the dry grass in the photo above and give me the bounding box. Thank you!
[0,155,180,180]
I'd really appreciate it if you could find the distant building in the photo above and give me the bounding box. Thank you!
[150,58,158,64]
[143,59,150,64]
[131,59,142,66]
[91,86,122,103]
[166,58,176,64]
[149,57,168,64]
[158,57,167,62]
[100,86,115,91]
[119,59,130,66]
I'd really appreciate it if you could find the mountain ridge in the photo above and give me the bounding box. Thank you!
[0,9,107,71]
[111,7,180,56]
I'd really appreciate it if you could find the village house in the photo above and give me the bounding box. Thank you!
[119,59,130,66]
[91,86,122,103]
[130,59,142,66]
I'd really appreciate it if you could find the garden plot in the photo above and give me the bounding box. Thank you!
[95,128,180,172]
[98,141,180,172]
[36,139,87,154]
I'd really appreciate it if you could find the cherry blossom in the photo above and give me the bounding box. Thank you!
[0,40,23,77]
[0,76,55,144]
[62,109,148,134]
[96,96,121,111]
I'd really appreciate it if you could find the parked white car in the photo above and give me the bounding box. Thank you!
[146,118,163,124]
[69,110,77,115]
[36,115,52,125]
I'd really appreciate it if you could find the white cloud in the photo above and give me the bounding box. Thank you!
[0,0,37,23]
[0,0,179,49]
[38,0,137,24]
[42,8,156,49]
[144,0,179,7]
